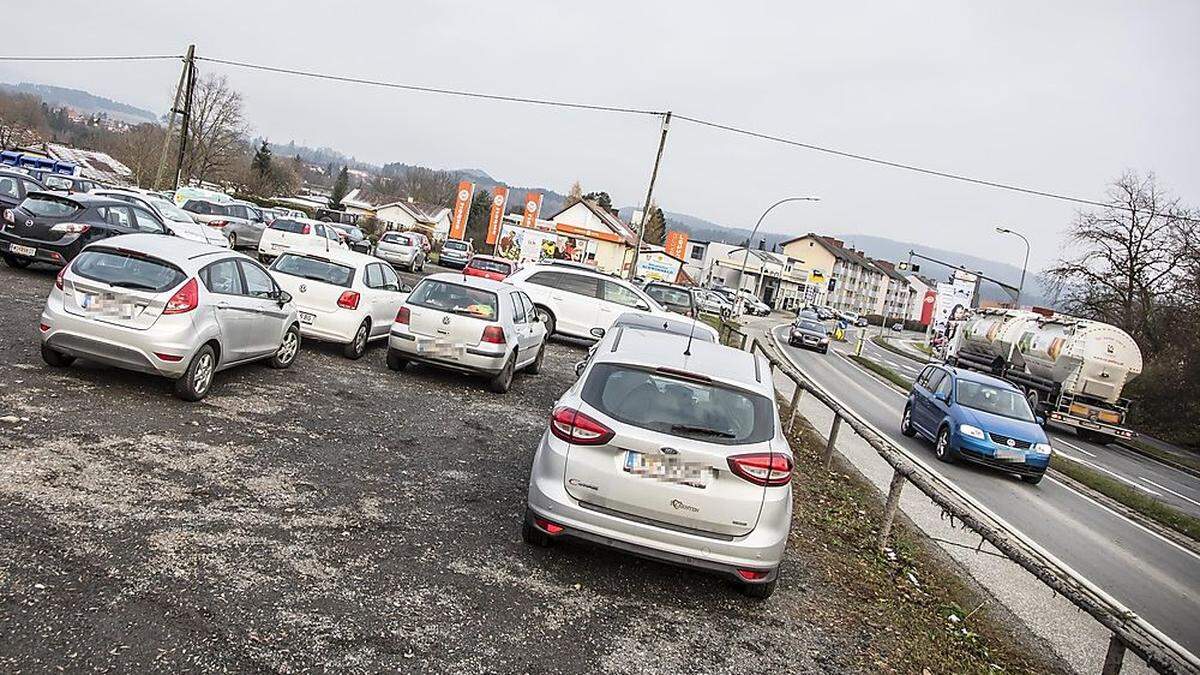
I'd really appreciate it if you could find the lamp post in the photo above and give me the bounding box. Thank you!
[995,226,1030,308]
[736,196,820,317]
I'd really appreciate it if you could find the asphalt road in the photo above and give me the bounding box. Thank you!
[774,324,1200,656]
[853,329,1200,519]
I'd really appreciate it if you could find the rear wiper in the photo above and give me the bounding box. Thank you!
[670,424,735,439]
[108,281,158,290]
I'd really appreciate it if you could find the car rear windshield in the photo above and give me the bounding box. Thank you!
[955,380,1035,422]
[581,364,774,445]
[21,194,80,218]
[407,279,498,321]
[381,232,413,245]
[271,219,308,233]
[271,253,354,287]
[468,258,511,274]
[443,240,468,251]
[71,249,186,292]
[646,285,692,307]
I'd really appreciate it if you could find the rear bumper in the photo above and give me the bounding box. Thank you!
[0,229,83,265]
[525,432,790,579]
[1048,412,1133,439]
[388,329,508,375]
[296,310,359,344]
[376,248,418,266]
[439,256,469,269]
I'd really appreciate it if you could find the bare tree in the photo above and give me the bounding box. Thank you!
[182,74,247,184]
[398,166,458,205]
[564,180,583,207]
[103,123,168,187]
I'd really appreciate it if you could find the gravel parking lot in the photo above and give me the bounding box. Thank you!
[0,260,1054,673]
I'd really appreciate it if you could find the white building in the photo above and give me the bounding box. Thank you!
[708,246,815,311]
[374,199,452,240]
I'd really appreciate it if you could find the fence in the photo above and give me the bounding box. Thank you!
[747,334,1199,675]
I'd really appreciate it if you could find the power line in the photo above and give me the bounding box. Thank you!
[0,55,182,62]
[193,56,667,117]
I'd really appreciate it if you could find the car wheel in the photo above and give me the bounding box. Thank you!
[527,342,546,374]
[821,347,829,354]
[3,254,32,269]
[40,344,75,368]
[343,320,370,360]
[269,325,300,369]
[935,426,956,463]
[900,405,916,437]
[741,576,778,600]
[488,353,516,393]
[1021,473,1044,485]
[226,232,237,249]
[386,347,408,371]
[521,514,552,547]
[535,307,555,337]
[174,344,216,402]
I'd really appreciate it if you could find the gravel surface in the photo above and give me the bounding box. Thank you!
[0,259,1050,673]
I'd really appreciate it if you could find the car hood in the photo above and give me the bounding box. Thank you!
[955,406,1046,443]
[791,326,826,338]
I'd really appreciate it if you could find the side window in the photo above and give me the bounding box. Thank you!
[934,373,954,399]
[248,207,263,222]
[925,369,946,394]
[916,366,934,388]
[378,263,400,290]
[20,179,42,196]
[601,280,644,308]
[201,259,245,295]
[526,271,558,289]
[98,205,134,230]
[519,293,536,321]
[131,207,165,234]
[314,223,326,238]
[556,273,600,298]
[0,177,18,199]
[364,263,384,289]
[510,292,527,323]
[239,260,277,298]
[185,200,208,215]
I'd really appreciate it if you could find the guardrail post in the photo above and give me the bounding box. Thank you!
[823,415,842,468]
[1101,635,1126,675]
[877,468,906,551]
[787,385,804,433]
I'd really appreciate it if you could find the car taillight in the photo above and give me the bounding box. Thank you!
[533,517,564,535]
[55,265,66,290]
[337,290,360,310]
[481,325,505,344]
[727,453,793,486]
[207,220,228,228]
[3,209,13,223]
[302,224,311,235]
[49,222,90,234]
[163,278,199,315]
[736,569,770,581]
[395,306,411,324]
[550,406,614,445]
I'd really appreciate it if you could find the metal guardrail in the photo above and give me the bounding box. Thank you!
[747,335,1200,675]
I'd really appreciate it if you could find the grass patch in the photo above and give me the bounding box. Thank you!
[779,397,1065,673]
[872,335,927,361]
[848,353,915,390]
[1124,438,1200,474]
[1050,455,1200,542]
[700,313,745,349]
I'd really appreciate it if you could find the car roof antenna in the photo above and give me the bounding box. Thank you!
[683,314,698,357]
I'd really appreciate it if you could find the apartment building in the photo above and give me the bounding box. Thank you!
[780,234,888,316]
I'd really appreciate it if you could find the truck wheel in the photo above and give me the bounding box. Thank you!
[1021,473,1045,485]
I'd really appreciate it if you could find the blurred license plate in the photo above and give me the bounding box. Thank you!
[623,451,710,488]
[995,448,1026,461]
[8,244,36,257]
[299,311,316,324]
[419,340,462,357]
[80,292,135,319]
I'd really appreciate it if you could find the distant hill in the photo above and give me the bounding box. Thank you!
[0,82,158,124]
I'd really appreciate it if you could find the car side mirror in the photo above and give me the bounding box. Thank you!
[574,360,587,377]
[1036,416,1045,426]
[936,391,951,403]
[636,301,650,312]
[590,327,606,338]
[400,284,414,293]
[277,290,292,307]
[384,283,399,292]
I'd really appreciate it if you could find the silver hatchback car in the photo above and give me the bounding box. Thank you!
[39,233,301,401]
[374,231,426,272]
[524,327,793,598]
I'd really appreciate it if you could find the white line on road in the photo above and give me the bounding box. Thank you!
[1138,477,1200,509]
[1055,438,1096,458]
[1053,448,1161,496]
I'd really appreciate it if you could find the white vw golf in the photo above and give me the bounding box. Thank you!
[268,249,411,359]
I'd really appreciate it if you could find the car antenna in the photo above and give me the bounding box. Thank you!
[683,314,698,357]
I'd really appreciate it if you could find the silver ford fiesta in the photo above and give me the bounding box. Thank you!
[38,233,301,401]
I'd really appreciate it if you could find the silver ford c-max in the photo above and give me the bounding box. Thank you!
[39,233,301,401]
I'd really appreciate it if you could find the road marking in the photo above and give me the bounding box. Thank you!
[770,324,1200,566]
[1050,448,1161,496]
[1055,438,1096,458]
[1138,477,1200,509]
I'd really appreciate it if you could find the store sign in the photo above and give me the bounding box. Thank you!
[635,251,683,282]
[520,192,543,229]
[448,180,474,240]
[664,230,689,260]
[485,187,508,246]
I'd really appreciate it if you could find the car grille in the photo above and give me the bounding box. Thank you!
[987,432,1032,449]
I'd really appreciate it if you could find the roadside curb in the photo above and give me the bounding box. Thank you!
[872,335,931,363]
[1113,440,1200,481]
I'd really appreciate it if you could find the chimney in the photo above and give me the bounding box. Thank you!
[828,237,844,249]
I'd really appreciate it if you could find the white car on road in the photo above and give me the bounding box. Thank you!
[258,217,347,262]
[506,263,719,342]
[268,249,412,359]
[386,272,546,393]
[523,327,792,598]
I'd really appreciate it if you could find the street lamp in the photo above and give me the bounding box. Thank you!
[736,196,820,317]
[995,226,1030,308]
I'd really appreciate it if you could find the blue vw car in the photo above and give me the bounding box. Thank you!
[901,365,1051,485]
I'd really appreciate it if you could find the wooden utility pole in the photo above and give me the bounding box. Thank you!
[152,45,195,190]
[628,111,670,280]
[173,45,197,190]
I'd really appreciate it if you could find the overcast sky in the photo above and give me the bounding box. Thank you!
[5,1,1197,270]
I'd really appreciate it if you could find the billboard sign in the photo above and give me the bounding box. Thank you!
[448,180,474,240]
[635,250,683,283]
[664,230,689,260]
[931,278,975,336]
[485,186,508,246]
[520,192,543,229]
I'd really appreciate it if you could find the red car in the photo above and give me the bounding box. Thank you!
[462,255,515,281]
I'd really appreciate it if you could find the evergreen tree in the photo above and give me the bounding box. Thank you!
[330,166,350,208]
[584,191,612,210]
[251,140,272,178]
[642,203,666,245]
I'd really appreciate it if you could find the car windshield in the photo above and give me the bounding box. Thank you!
[337,226,364,240]
[468,258,511,274]
[407,279,498,320]
[149,198,193,223]
[443,240,468,251]
[795,320,825,333]
[71,249,186,292]
[271,254,354,287]
[21,194,80,218]
[271,219,309,233]
[955,380,1036,422]
[646,286,692,307]
[582,364,773,445]
[43,175,73,190]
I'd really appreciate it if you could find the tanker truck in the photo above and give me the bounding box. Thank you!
[945,308,1143,443]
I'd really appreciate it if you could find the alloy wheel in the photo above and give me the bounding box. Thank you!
[278,330,299,364]
[193,352,214,395]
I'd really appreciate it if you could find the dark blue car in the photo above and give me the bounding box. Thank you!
[901,365,1051,485]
